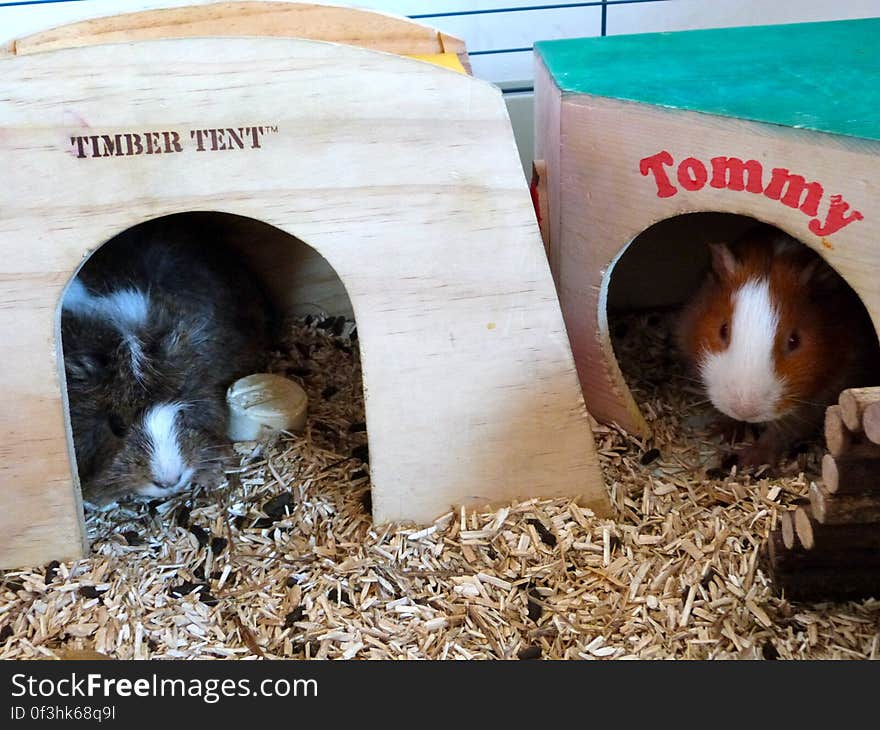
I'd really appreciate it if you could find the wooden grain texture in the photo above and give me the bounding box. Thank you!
[794,506,880,552]
[821,452,880,495]
[767,528,880,573]
[3,1,467,58]
[838,386,880,433]
[864,401,880,445]
[780,510,795,550]
[0,37,608,568]
[533,59,562,288]
[539,87,880,434]
[825,405,880,460]
[810,482,880,525]
[794,506,814,550]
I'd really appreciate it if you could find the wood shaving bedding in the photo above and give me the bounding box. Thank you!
[1,312,877,660]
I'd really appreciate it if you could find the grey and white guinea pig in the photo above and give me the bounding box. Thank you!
[676,224,880,468]
[61,222,273,506]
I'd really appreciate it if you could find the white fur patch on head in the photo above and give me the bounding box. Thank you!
[144,403,194,491]
[700,278,784,423]
[101,288,150,331]
[64,283,151,383]
[63,281,150,332]
[63,278,94,314]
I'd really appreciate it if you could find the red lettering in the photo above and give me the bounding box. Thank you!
[677,157,708,191]
[639,151,676,198]
[809,195,864,236]
[710,157,763,193]
[764,168,823,216]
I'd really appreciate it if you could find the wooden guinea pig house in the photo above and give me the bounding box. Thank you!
[533,18,880,438]
[0,2,611,570]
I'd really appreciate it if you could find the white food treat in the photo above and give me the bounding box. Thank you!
[226,373,308,441]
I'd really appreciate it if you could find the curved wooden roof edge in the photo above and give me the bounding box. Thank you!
[2,1,468,60]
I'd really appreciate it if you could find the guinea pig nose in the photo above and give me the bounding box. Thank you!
[154,476,181,490]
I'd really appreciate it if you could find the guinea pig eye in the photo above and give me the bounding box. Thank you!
[719,322,729,342]
[787,331,801,352]
[107,414,129,438]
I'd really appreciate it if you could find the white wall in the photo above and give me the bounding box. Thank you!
[2,0,878,171]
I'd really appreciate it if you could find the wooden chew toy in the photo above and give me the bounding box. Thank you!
[533,20,880,437]
[0,2,610,570]
[766,387,880,601]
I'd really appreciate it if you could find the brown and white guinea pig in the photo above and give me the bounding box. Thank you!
[61,220,273,506]
[677,223,880,468]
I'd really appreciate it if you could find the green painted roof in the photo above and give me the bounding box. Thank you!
[534,18,880,142]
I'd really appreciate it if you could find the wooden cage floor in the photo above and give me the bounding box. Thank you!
[0,313,878,660]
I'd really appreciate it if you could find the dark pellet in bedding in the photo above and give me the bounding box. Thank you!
[321,385,339,400]
[349,327,358,341]
[284,607,305,628]
[331,316,346,337]
[192,564,206,581]
[189,525,210,548]
[332,341,352,354]
[762,642,780,660]
[285,576,300,588]
[721,453,739,471]
[517,646,542,660]
[123,531,143,546]
[350,469,369,481]
[351,445,369,463]
[327,588,352,606]
[2,578,24,593]
[348,421,367,433]
[44,561,60,584]
[210,537,228,554]
[262,492,295,520]
[360,489,372,513]
[78,586,104,600]
[526,583,543,622]
[317,317,335,331]
[170,581,216,605]
[640,447,661,465]
[176,505,191,529]
[527,518,557,547]
[0,625,12,642]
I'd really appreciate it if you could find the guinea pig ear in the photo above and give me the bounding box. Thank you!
[65,351,108,383]
[707,242,739,279]
[799,255,841,289]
